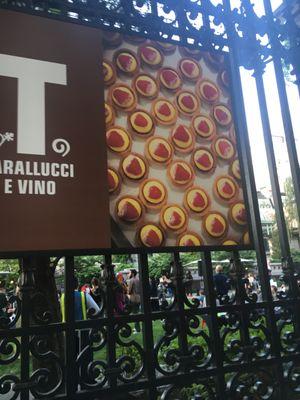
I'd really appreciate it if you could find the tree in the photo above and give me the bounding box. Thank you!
[0,258,19,289]
[270,225,281,261]
[284,177,299,239]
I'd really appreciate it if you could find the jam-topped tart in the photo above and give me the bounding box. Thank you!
[106,126,131,154]
[158,67,182,91]
[218,69,230,92]
[192,114,216,141]
[128,109,155,137]
[213,136,235,161]
[114,49,139,76]
[204,51,225,71]
[177,232,202,247]
[138,223,165,247]
[197,80,220,104]
[139,179,167,210]
[116,196,143,224]
[103,31,123,48]
[152,98,178,125]
[133,73,159,99]
[107,167,121,195]
[230,202,247,226]
[175,90,200,117]
[192,147,216,173]
[203,211,228,239]
[222,239,238,246]
[160,204,188,234]
[139,44,163,68]
[121,153,148,181]
[230,159,241,180]
[156,41,177,54]
[212,104,232,127]
[170,124,195,154]
[168,160,194,188]
[105,102,115,127]
[184,186,210,215]
[110,84,137,112]
[214,175,238,202]
[179,46,203,60]
[243,231,250,245]
[103,59,116,86]
[145,136,173,165]
[178,58,202,82]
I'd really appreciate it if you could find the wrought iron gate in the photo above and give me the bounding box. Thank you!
[0,1,299,399]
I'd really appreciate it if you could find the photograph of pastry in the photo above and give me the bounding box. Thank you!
[104,34,251,248]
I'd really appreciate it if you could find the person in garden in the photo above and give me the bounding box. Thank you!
[127,269,141,333]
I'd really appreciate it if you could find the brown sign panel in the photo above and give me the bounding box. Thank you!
[0,10,110,252]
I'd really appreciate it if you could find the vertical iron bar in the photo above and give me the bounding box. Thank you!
[64,256,77,396]
[138,253,157,400]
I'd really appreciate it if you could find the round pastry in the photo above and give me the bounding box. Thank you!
[229,125,237,143]
[177,232,202,247]
[170,124,195,154]
[179,46,203,60]
[128,109,155,137]
[152,98,178,125]
[214,175,238,202]
[103,59,116,86]
[106,126,131,154]
[139,179,167,210]
[204,51,225,71]
[203,212,228,239]
[184,186,210,215]
[105,102,115,127]
[133,73,159,99]
[102,31,123,48]
[197,79,220,104]
[116,196,143,224]
[218,69,230,92]
[222,239,238,246]
[175,90,200,117]
[230,201,247,226]
[156,41,177,54]
[114,49,139,76]
[138,223,165,247]
[243,231,250,245]
[110,83,137,112]
[192,114,216,141]
[168,160,194,188]
[230,159,241,180]
[212,104,232,127]
[158,67,182,91]
[121,153,148,181]
[145,136,173,165]
[213,136,235,161]
[107,167,121,195]
[192,147,216,173]
[139,44,163,68]
[178,58,202,82]
[160,204,188,234]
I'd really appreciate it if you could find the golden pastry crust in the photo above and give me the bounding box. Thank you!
[243,231,250,245]
[203,211,228,239]
[222,239,238,246]
[192,147,216,174]
[170,124,195,154]
[106,126,132,154]
[212,103,232,127]
[158,67,182,91]
[230,159,241,180]
[214,175,238,202]
[121,152,148,181]
[115,195,144,224]
[197,79,220,104]
[179,46,203,60]
[167,160,195,189]
[139,178,167,210]
[128,109,155,138]
[175,90,200,117]
[192,114,216,141]
[218,69,230,93]
[133,73,159,99]
[152,98,178,126]
[138,44,164,68]
[109,83,137,112]
[103,59,116,86]
[212,136,235,161]
[184,186,210,215]
[137,223,165,247]
[114,48,139,76]
[156,41,177,54]
[160,204,188,234]
[177,231,202,247]
[229,125,237,144]
[107,167,121,195]
[145,136,174,165]
[230,201,248,226]
[178,58,202,82]
[105,102,115,127]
